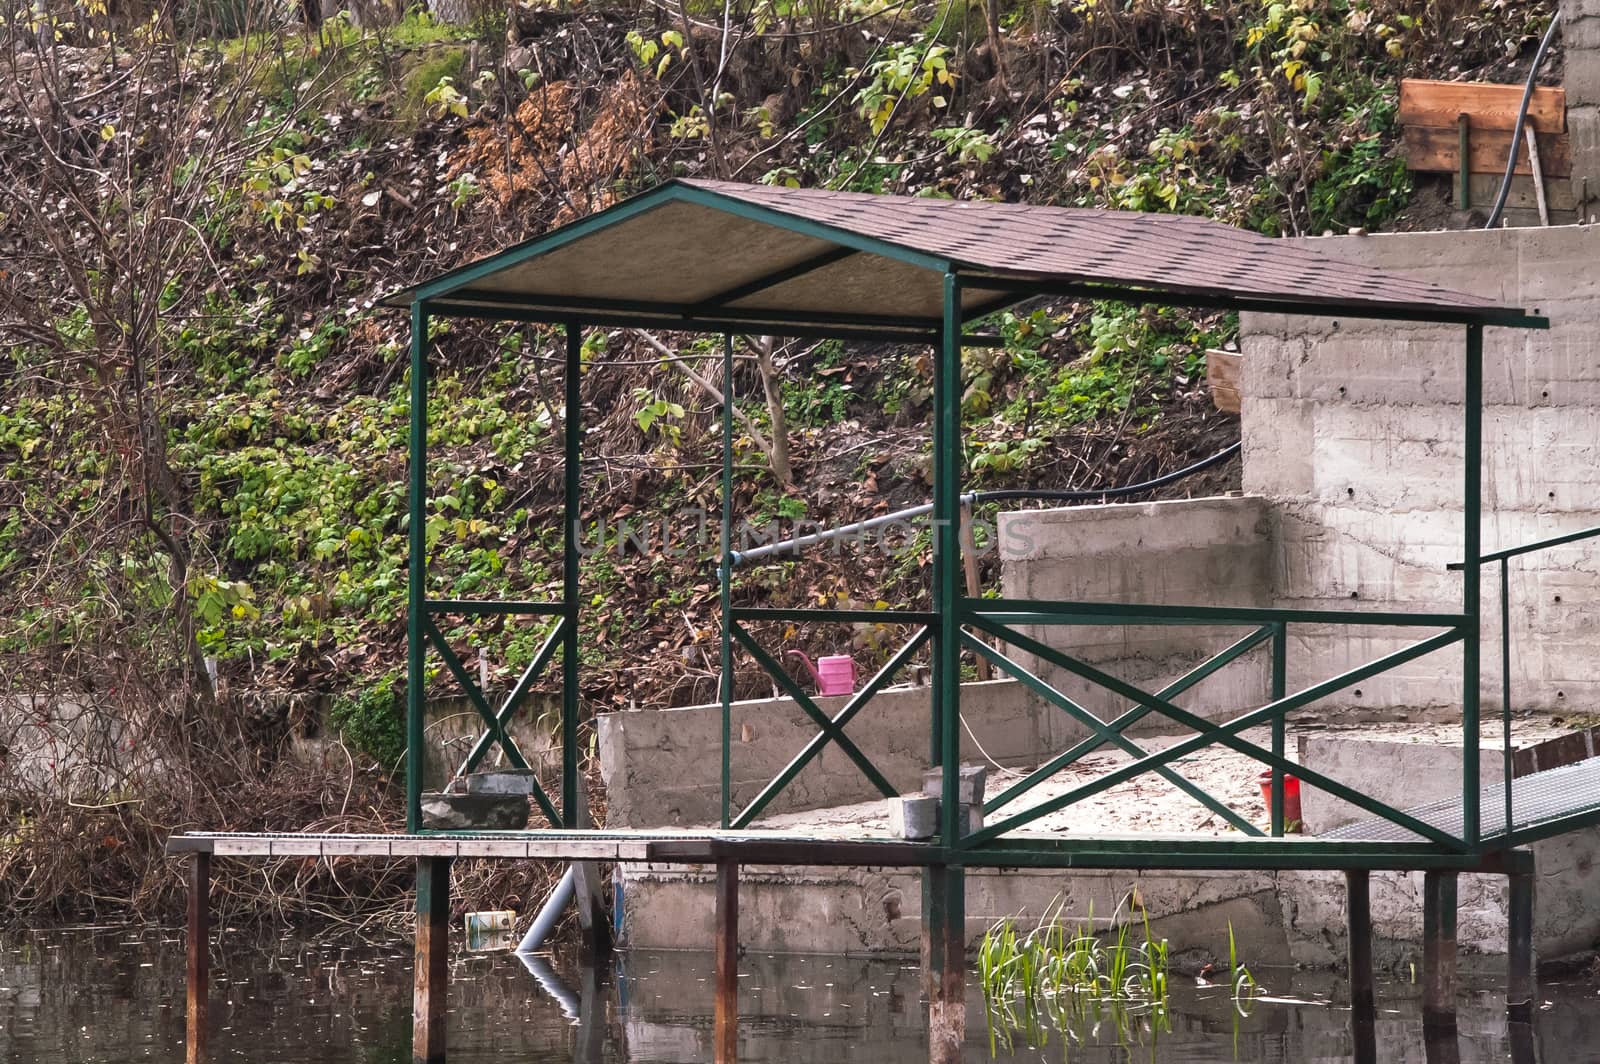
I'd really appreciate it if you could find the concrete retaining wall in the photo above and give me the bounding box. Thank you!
[596,680,1044,828]
[620,858,1571,965]
[1241,224,1600,712]
[1567,0,1600,217]
[995,495,1272,727]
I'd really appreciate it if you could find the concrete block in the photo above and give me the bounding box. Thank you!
[921,763,987,805]
[596,679,1044,828]
[420,792,530,830]
[886,794,938,840]
[1295,735,1504,834]
[454,769,542,795]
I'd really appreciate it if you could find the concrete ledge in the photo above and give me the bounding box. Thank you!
[596,679,1044,828]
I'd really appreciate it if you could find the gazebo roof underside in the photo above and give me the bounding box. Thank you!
[388,179,1541,336]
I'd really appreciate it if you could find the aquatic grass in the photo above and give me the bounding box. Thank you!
[1228,920,1258,1014]
[978,894,1173,1055]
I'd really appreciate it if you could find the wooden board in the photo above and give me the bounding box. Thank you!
[1400,79,1565,134]
[1455,172,1579,213]
[1403,125,1570,178]
[1206,350,1242,415]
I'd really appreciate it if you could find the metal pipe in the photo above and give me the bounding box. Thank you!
[732,501,934,566]
[515,953,581,1021]
[516,865,577,955]
[729,442,1242,568]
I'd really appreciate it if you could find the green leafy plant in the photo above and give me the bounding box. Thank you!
[632,388,686,446]
[329,673,406,771]
[851,37,955,135]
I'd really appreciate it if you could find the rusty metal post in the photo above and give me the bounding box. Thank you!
[923,864,965,1064]
[1346,869,1374,1013]
[414,856,451,1064]
[1422,870,1458,1029]
[1507,870,1535,1021]
[186,851,210,1064]
[714,858,739,1064]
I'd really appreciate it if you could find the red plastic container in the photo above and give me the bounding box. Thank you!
[1258,770,1303,832]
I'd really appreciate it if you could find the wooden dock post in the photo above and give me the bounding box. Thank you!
[1506,870,1535,1021]
[714,858,739,1064]
[186,851,210,1064]
[922,864,965,1064]
[573,772,613,963]
[1350,1010,1377,1064]
[414,856,451,1064]
[1422,870,1458,1029]
[1345,869,1374,1013]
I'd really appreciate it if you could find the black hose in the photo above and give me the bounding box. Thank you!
[729,440,1244,566]
[1485,13,1562,229]
[971,441,1242,505]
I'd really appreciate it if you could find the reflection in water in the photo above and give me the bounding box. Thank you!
[0,929,1589,1063]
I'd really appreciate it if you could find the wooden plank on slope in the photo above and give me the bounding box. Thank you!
[1403,125,1570,178]
[1400,78,1566,134]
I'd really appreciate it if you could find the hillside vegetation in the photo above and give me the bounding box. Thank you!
[0,0,1556,923]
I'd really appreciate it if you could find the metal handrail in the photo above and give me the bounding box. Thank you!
[1458,523,1600,844]
[1449,522,1600,568]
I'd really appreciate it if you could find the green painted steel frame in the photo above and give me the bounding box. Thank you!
[397,183,1549,868]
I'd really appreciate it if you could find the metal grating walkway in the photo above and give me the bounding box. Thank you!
[1324,755,1600,846]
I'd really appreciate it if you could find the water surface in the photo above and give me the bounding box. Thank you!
[1,929,1595,1062]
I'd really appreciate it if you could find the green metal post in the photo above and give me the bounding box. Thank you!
[562,324,582,828]
[1457,114,1472,211]
[934,274,963,844]
[1271,622,1287,836]
[720,334,735,829]
[406,301,430,834]
[1463,324,1483,846]
[1501,559,1512,837]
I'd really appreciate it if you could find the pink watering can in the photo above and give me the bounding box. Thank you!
[787,650,857,696]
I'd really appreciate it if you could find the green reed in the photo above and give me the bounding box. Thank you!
[978,896,1260,1058]
[978,897,1174,1057]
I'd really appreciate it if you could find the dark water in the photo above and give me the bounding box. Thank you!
[1,928,1596,1062]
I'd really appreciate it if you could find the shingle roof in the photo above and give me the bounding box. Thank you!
[389,179,1540,336]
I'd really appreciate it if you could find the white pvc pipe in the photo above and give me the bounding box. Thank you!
[516,865,576,954]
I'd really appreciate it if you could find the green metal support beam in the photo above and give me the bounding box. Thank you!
[951,273,1550,331]
[406,302,429,834]
[1462,323,1483,848]
[720,334,735,830]
[426,599,570,617]
[934,274,963,843]
[966,598,1466,629]
[562,324,583,829]
[689,246,859,311]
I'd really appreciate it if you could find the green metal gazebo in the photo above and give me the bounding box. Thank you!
[385,178,1549,869]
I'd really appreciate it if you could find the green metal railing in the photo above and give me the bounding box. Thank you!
[1452,521,1600,843]
[958,602,1470,850]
